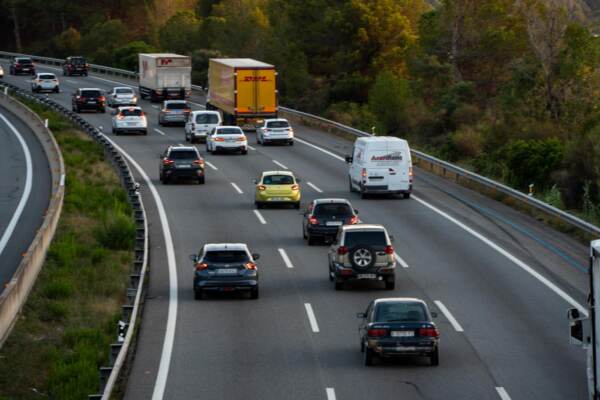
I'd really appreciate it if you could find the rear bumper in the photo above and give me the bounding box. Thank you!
[34,84,59,90]
[194,279,258,291]
[369,341,437,356]
[214,145,247,152]
[164,168,204,179]
[76,103,104,110]
[333,263,395,281]
[362,183,412,194]
[307,225,341,237]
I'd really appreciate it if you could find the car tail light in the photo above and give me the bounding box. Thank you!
[258,185,266,191]
[291,184,299,190]
[193,159,204,167]
[419,327,439,338]
[338,246,349,255]
[140,112,145,117]
[367,328,387,337]
[195,263,209,271]
[384,245,394,255]
[361,168,367,179]
[309,216,318,225]
[98,96,105,102]
[214,137,225,142]
[245,262,257,270]
[349,215,358,224]
[409,166,414,182]
[162,159,174,165]
[117,114,124,120]
[237,136,246,142]
[184,108,191,113]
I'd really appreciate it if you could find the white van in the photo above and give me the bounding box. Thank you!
[185,110,222,143]
[346,137,413,198]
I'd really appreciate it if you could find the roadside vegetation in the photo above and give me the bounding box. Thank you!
[0,104,135,399]
[2,0,599,222]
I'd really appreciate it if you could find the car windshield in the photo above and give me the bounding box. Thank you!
[314,203,352,217]
[195,114,219,124]
[81,90,101,97]
[266,120,290,128]
[166,102,187,109]
[39,74,55,80]
[169,150,197,160]
[263,175,294,185]
[71,58,86,65]
[343,231,387,248]
[116,88,133,94]
[375,302,428,323]
[217,128,242,135]
[17,59,32,65]
[120,109,143,117]
[203,250,249,264]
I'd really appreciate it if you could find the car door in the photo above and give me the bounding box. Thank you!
[328,229,342,266]
[207,128,215,150]
[359,302,373,343]
[302,201,313,235]
[184,113,192,134]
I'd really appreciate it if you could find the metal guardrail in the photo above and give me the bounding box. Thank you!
[0,81,149,399]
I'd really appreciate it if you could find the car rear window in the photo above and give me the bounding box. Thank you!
[71,58,86,64]
[39,74,55,80]
[203,250,249,264]
[314,203,352,217]
[166,102,188,109]
[195,114,219,124]
[81,90,101,97]
[263,175,294,185]
[266,120,290,128]
[120,109,143,117]
[375,302,428,323]
[343,231,387,248]
[116,88,133,94]
[217,128,243,135]
[17,58,32,64]
[169,150,197,160]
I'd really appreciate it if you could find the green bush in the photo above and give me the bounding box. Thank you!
[44,278,74,300]
[94,212,135,250]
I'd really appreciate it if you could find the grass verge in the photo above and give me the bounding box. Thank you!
[0,103,134,399]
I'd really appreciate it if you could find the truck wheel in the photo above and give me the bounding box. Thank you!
[334,280,344,291]
[403,192,411,199]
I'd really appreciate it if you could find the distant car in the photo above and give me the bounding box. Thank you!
[328,224,396,290]
[62,56,89,76]
[71,88,105,113]
[303,198,359,245]
[107,87,137,107]
[358,298,439,366]
[185,110,222,143]
[9,57,35,75]
[256,118,294,146]
[31,73,59,93]
[112,106,147,135]
[0,65,4,79]
[159,145,205,184]
[158,100,191,126]
[206,126,248,154]
[254,170,301,209]
[190,243,260,300]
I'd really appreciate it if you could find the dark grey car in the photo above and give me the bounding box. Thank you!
[159,146,205,184]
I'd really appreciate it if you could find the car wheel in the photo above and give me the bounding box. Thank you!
[289,141,294,146]
[302,226,307,239]
[194,290,203,300]
[241,149,248,155]
[255,202,263,209]
[198,176,205,184]
[385,278,395,290]
[334,280,344,291]
[349,246,376,269]
[360,186,368,199]
[113,129,119,135]
[349,178,355,193]
[250,286,259,299]
[54,87,59,93]
[430,348,439,366]
[307,235,316,246]
[403,192,411,199]
[365,347,375,366]
[99,107,106,114]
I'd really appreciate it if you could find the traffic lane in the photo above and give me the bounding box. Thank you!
[0,107,51,291]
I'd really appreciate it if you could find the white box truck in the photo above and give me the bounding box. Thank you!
[138,53,191,102]
[345,136,413,199]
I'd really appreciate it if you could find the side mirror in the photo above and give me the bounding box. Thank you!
[296,178,302,183]
[431,311,438,318]
[111,109,118,116]
[356,312,366,319]
[354,209,359,214]
[252,253,260,260]
[567,308,581,321]
[189,254,198,263]
[567,308,590,346]
[252,179,258,184]
[345,155,353,164]
[389,234,395,242]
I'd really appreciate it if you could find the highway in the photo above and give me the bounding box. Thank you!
[0,60,591,400]
[0,103,51,294]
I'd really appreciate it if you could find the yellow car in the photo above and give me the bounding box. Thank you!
[254,171,301,209]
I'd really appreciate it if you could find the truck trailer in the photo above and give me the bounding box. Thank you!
[138,53,191,102]
[206,58,277,127]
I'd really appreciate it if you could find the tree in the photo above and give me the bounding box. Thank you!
[113,41,157,71]
[159,10,200,54]
[53,27,81,58]
[368,71,413,135]
[80,19,128,65]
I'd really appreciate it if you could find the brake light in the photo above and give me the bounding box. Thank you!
[193,159,204,167]
[162,159,174,165]
[309,216,318,225]
[140,112,145,117]
[214,137,225,142]
[409,166,414,182]
[384,245,394,255]
[338,246,349,255]
[245,262,257,270]
[361,168,367,179]
[349,215,358,224]
[117,115,124,120]
[258,185,267,191]
[162,109,170,113]
[184,108,191,113]
[195,263,209,271]
[291,184,299,190]
[367,328,387,337]
[419,327,439,338]
[236,136,246,142]
[98,96,105,102]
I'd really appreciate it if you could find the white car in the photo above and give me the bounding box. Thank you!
[31,73,59,93]
[206,126,247,154]
[256,118,294,146]
[108,87,137,107]
[111,106,147,136]
[185,110,222,143]
[0,65,4,79]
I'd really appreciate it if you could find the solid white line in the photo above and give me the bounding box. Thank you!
[415,196,588,316]
[154,128,166,136]
[253,209,267,224]
[59,173,65,187]
[394,252,409,268]
[304,303,320,333]
[326,388,336,400]
[205,161,218,170]
[40,64,136,88]
[152,105,159,109]
[278,248,294,268]
[230,182,243,194]
[0,112,33,259]
[272,160,288,169]
[496,387,512,400]
[307,181,323,193]
[188,101,206,109]
[93,134,177,400]
[295,137,345,161]
[247,144,256,151]
[65,79,77,84]
[434,300,464,332]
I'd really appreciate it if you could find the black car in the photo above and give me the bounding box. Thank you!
[9,57,35,75]
[358,298,439,366]
[159,146,205,184]
[63,56,89,76]
[303,198,358,245]
[72,88,106,113]
[191,243,260,299]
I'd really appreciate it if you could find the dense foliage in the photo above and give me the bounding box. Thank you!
[1,0,599,219]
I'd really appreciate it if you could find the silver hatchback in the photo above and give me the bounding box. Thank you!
[158,100,191,126]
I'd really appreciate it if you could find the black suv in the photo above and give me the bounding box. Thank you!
[159,146,205,184]
[72,88,106,113]
[303,198,358,245]
[191,243,260,299]
[9,57,35,75]
[63,56,89,76]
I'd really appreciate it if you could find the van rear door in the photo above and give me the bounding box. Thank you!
[366,147,407,191]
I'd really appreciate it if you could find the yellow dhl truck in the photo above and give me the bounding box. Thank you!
[206,58,278,127]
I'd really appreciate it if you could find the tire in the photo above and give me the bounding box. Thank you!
[142,130,148,136]
[349,177,355,193]
[194,290,203,300]
[403,192,411,199]
[289,141,294,146]
[430,348,439,366]
[113,129,119,136]
[307,235,316,246]
[250,286,259,299]
[294,202,300,209]
[198,176,205,185]
[241,149,248,155]
[360,187,368,199]
[334,280,344,291]
[54,87,59,93]
[255,202,264,209]
[349,246,376,269]
[302,226,307,239]
[385,278,395,290]
[365,347,375,366]
[99,107,106,114]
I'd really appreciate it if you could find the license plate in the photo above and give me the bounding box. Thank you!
[175,164,191,169]
[326,221,343,226]
[391,331,414,337]
[88,101,96,104]
[395,346,417,351]
[217,268,237,274]
[126,122,137,126]
[357,273,376,279]
[270,197,286,201]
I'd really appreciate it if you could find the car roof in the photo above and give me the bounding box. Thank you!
[168,145,197,152]
[113,86,133,90]
[191,110,219,115]
[16,57,31,60]
[204,243,249,251]
[373,298,428,306]
[261,170,295,177]
[117,106,142,111]
[313,198,351,205]
[341,223,385,231]
[37,72,55,76]
[79,87,102,91]
[217,125,242,129]
[265,118,289,123]
[164,99,187,104]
